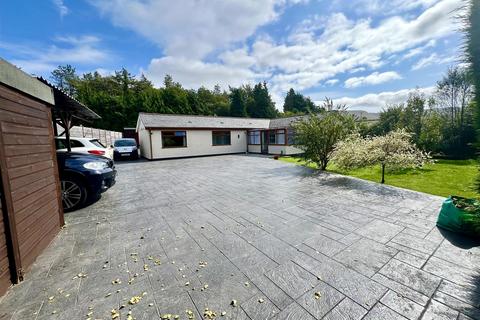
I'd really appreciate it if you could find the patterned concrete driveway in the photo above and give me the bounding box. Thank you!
[1,155,480,320]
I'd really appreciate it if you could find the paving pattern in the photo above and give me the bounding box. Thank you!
[1,155,480,320]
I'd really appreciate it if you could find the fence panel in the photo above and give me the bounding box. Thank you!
[56,125,122,146]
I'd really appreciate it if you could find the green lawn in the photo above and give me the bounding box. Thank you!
[279,156,478,198]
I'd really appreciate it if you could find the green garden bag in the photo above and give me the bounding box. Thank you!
[437,196,480,238]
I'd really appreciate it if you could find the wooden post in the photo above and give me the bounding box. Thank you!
[47,108,65,227]
[59,112,72,152]
[381,163,385,184]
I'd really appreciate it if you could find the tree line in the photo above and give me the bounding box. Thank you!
[50,66,318,132]
[363,66,476,159]
[292,63,476,183]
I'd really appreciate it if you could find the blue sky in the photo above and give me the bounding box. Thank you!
[0,0,464,111]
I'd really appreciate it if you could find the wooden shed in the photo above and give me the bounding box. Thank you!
[0,59,64,296]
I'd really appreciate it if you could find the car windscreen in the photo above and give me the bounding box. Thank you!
[90,139,106,148]
[114,139,136,147]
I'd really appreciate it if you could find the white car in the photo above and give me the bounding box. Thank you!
[55,137,113,159]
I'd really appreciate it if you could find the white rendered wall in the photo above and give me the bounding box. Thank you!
[247,145,261,153]
[151,130,247,159]
[138,122,152,159]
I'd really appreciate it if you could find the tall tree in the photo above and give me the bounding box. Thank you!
[51,64,78,96]
[229,87,247,117]
[368,104,404,136]
[283,88,318,114]
[465,0,480,130]
[249,82,277,118]
[164,74,179,88]
[141,87,166,113]
[403,91,427,142]
[463,0,480,192]
[196,86,229,116]
[283,88,297,113]
[436,67,474,128]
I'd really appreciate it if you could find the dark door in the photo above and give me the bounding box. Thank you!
[261,131,268,154]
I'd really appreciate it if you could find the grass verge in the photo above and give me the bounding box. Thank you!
[279,156,478,198]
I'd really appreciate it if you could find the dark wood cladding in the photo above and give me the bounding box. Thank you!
[0,83,63,292]
[0,199,11,296]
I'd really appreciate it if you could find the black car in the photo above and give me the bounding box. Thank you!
[57,152,116,211]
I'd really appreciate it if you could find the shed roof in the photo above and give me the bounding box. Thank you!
[37,77,100,122]
[138,113,271,129]
[0,59,54,104]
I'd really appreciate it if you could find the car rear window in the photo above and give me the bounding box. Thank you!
[114,139,136,147]
[55,138,84,149]
[90,139,106,148]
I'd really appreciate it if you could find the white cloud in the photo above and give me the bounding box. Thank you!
[91,0,302,59]
[52,0,69,17]
[403,39,437,59]
[247,0,460,90]
[219,48,256,68]
[110,0,461,110]
[144,56,259,89]
[332,86,436,111]
[325,79,339,86]
[345,71,402,88]
[412,53,456,70]
[1,36,111,74]
[332,0,441,16]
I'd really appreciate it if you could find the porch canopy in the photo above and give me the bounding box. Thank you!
[37,77,100,151]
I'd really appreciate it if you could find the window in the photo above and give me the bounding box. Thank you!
[269,129,286,145]
[287,129,296,145]
[248,131,260,145]
[162,131,187,148]
[114,139,136,147]
[277,130,285,145]
[269,131,276,144]
[55,138,84,150]
[55,139,65,150]
[90,139,106,148]
[212,131,231,146]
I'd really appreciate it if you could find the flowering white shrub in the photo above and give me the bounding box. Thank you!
[331,129,431,183]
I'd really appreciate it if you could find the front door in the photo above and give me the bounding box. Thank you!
[261,131,268,154]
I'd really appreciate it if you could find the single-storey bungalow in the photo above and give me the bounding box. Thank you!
[136,113,305,160]
[136,111,380,160]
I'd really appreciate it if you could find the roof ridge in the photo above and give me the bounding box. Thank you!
[138,112,271,120]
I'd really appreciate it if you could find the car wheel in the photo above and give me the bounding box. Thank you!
[60,177,87,211]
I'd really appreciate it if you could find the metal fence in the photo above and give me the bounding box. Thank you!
[57,125,122,147]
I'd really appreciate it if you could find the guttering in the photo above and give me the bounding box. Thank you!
[149,129,153,160]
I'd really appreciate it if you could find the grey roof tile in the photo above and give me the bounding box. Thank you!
[139,113,270,129]
[138,110,379,130]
